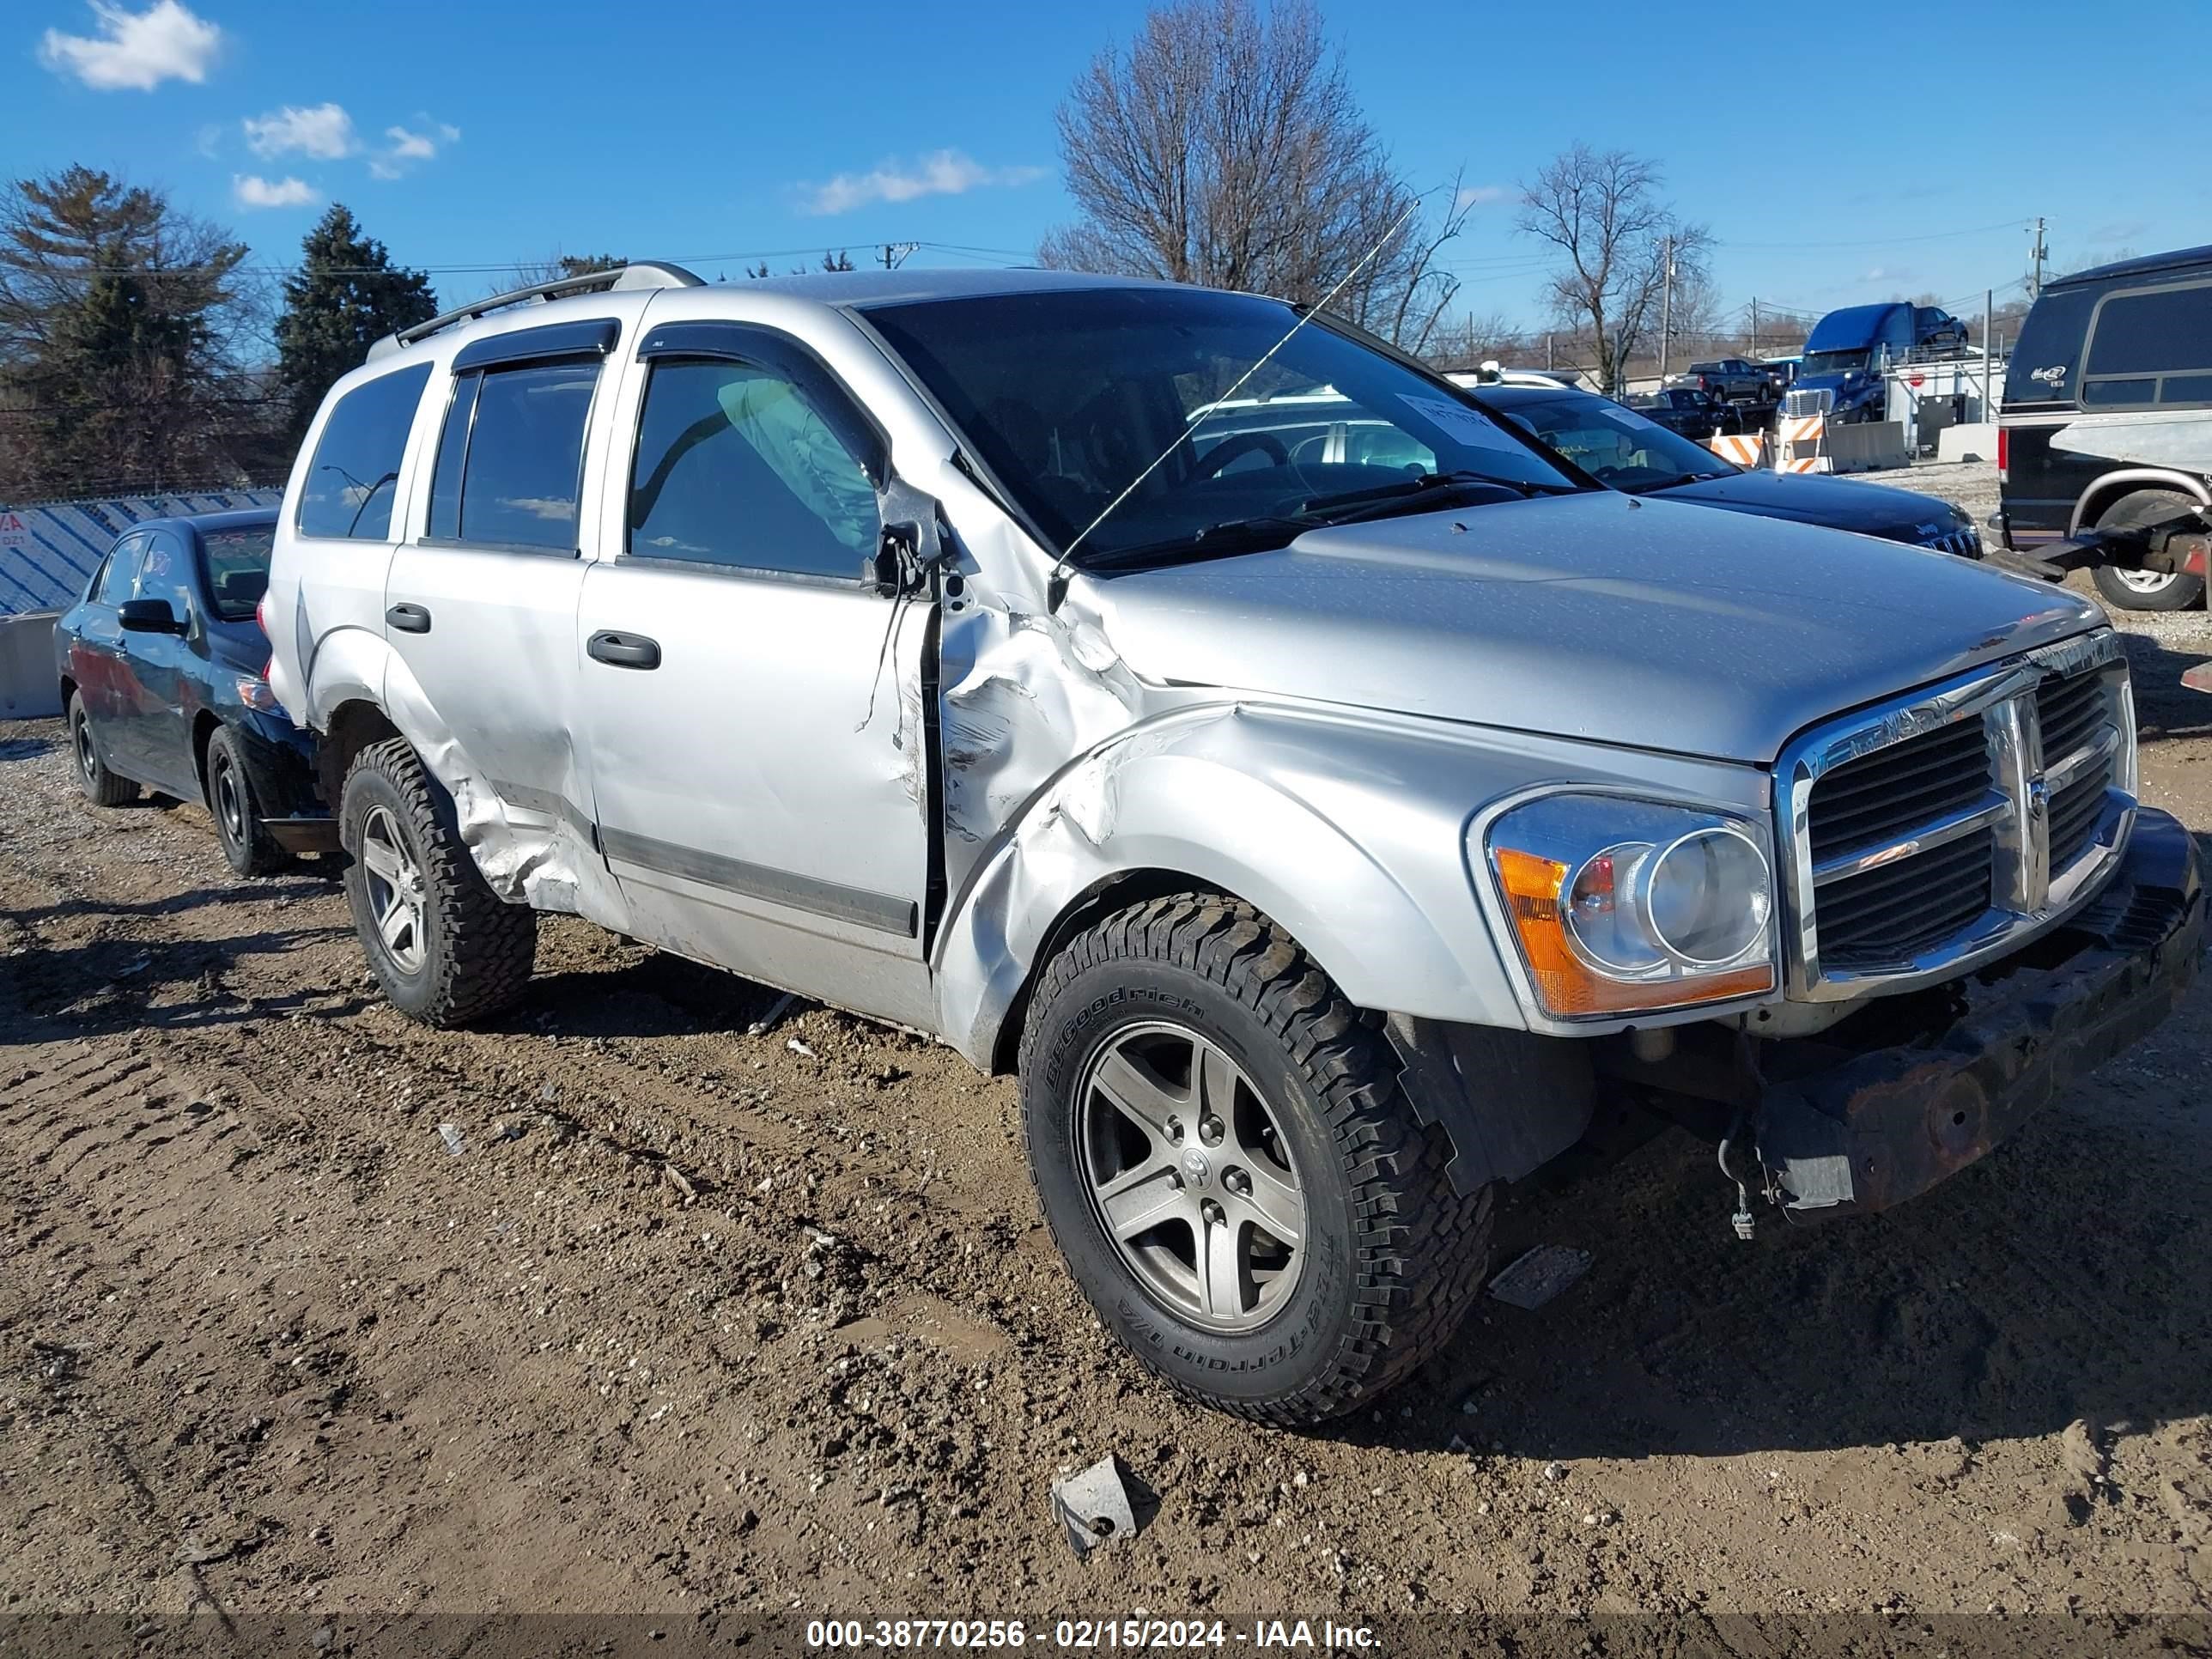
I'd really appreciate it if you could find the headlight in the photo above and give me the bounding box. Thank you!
[1481,794,1776,1018]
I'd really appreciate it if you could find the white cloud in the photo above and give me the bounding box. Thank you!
[799,149,1045,216]
[39,0,221,91]
[1455,184,1510,210]
[370,119,459,179]
[233,173,318,210]
[244,102,357,161]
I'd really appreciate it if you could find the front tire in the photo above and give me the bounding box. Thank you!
[69,691,138,806]
[2088,489,2206,611]
[1018,895,1493,1425]
[204,725,284,878]
[339,737,537,1027]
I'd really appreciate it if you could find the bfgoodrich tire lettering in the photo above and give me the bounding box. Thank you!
[339,737,537,1027]
[1018,895,1494,1425]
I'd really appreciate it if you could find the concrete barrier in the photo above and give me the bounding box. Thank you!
[0,610,61,718]
[1821,421,1911,474]
[1937,422,1997,464]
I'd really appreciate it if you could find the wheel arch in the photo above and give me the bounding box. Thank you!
[190,708,222,793]
[318,699,403,834]
[2070,469,2211,536]
[938,726,1523,1078]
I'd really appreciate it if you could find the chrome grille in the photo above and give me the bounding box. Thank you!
[1778,632,2136,1000]
[1806,719,1992,862]
[1913,526,1982,558]
[1818,829,1996,969]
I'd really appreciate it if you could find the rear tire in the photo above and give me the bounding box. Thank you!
[204,725,284,878]
[2088,489,2205,611]
[339,737,537,1027]
[69,691,138,807]
[1018,895,1494,1425]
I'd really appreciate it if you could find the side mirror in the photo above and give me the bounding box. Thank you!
[118,597,185,635]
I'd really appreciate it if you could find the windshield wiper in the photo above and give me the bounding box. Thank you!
[1076,516,1315,573]
[1631,470,1731,493]
[1298,468,1543,516]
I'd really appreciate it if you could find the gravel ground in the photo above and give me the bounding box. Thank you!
[4,557,2212,1655]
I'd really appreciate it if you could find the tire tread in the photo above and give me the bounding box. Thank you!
[343,738,536,1028]
[1020,893,1494,1426]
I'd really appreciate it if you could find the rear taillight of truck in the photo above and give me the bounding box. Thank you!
[1996,425,2008,483]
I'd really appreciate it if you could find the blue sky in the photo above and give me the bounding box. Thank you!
[9,0,2208,335]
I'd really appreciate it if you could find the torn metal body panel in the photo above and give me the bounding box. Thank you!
[1755,808,2202,1213]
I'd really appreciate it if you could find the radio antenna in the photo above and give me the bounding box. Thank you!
[1046,186,1437,608]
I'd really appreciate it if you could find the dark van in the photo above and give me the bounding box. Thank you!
[1997,245,2212,611]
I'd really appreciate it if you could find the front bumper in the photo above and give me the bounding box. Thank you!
[230,711,337,851]
[1757,806,2203,1212]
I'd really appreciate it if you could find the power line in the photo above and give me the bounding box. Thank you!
[1716,216,2030,252]
[3,237,1038,280]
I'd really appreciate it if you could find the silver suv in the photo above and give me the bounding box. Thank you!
[267,263,2202,1425]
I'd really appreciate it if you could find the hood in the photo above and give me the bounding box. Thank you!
[1079,492,2099,765]
[1652,469,1966,541]
[1792,368,1877,399]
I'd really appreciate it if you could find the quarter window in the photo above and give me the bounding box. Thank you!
[628,359,882,580]
[428,361,598,552]
[2082,282,2212,409]
[295,363,434,540]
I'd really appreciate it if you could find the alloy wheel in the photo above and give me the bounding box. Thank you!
[359,804,429,974]
[1075,1021,1308,1333]
[2114,568,2181,596]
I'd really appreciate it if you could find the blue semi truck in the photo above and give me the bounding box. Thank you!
[1795,301,1970,422]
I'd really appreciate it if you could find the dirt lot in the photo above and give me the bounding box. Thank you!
[4,549,2212,1655]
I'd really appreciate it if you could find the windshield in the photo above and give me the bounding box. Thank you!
[862,287,1578,564]
[1802,348,1869,375]
[1497,393,1736,492]
[196,525,274,622]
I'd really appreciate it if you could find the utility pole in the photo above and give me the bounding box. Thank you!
[2027,217,2047,300]
[879,241,920,270]
[1984,286,1996,418]
[1657,234,1674,381]
[1750,296,1759,358]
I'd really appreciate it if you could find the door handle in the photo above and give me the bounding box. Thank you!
[386,603,432,634]
[587,630,661,670]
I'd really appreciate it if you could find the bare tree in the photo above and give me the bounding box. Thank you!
[1428,310,1526,372]
[1041,0,1468,350]
[1516,145,1708,392]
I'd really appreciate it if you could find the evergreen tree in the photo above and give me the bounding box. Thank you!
[0,165,250,495]
[274,204,437,446]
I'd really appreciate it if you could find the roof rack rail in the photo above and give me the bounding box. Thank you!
[366,260,706,361]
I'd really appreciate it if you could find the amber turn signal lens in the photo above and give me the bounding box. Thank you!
[1492,845,1772,1017]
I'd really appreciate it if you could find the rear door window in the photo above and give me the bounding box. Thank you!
[295,364,434,540]
[429,361,599,552]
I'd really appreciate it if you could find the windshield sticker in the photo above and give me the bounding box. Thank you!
[1397,394,1505,449]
